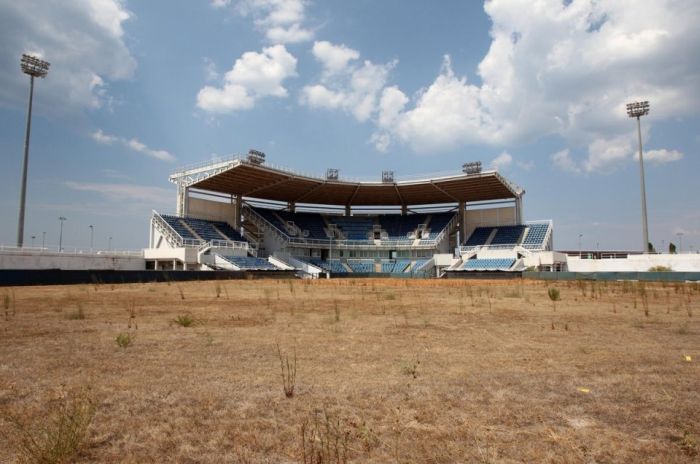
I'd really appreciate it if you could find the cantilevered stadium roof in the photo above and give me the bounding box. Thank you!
[169,158,524,207]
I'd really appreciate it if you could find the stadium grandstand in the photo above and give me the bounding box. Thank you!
[145,150,561,276]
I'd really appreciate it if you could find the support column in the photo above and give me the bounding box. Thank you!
[173,259,177,270]
[458,201,466,246]
[288,202,296,213]
[515,196,523,224]
[176,182,189,217]
[345,205,351,216]
[401,204,407,216]
[233,194,242,229]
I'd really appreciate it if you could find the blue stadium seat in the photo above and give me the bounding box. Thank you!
[220,255,278,270]
[465,227,493,246]
[489,226,525,246]
[522,223,549,249]
[461,258,515,271]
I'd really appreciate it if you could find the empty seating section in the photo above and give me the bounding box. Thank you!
[308,258,347,273]
[379,214,426,241]
[347,260,374,273]
[161,215,199,241]
[214,221,245,242]
[160,214,245,244]
[276,210,328,240]
[221,255,277,270]
[250,208,456,244]
[254,207,290,234]
[522,223,549,248]
[425,213,453,239]
[328,216,374,240]
[490,225,525,246]
[465,225,525,247]
[465,227,493,246]
[462,258,514,271]
[181,217,224,241]
[391,259,410,273]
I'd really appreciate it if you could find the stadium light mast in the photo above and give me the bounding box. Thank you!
[58,216,66,252]
[17,54,50,248]
[626,100,650,254]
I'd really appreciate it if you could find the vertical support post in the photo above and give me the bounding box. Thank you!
[458,201,466,246]
[636,116,649,253]
[515,196,524,224]
[176,181,189,217]
[345,204,351,216]
[401,204,407,216]
[17,75,35,248]
[288,202,296,213]
[233,194,242,229]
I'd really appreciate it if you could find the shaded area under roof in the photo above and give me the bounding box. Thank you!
[171,159,523,207]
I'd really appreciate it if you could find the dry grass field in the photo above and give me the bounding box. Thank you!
[0,277,699,463]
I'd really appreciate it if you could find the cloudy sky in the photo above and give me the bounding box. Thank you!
[0,0,698,252]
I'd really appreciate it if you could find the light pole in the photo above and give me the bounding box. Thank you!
[17,54,50,248]
[89,225,94,251]
[626,100,650,254]
[42,231,46,249]
[677,232,683,254]
[108,236,112,251]
[31,235,35,247]
[58,216,66,252]
[578,233,583,258]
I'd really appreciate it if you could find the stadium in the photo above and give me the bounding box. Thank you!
[145,149,557,277]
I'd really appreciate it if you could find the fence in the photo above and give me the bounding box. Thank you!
[0,269,295,287]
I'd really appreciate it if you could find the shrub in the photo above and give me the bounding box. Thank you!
[115,333,133,348]
[174,313,195,327]
[7,388,96,464]
[66,304,86,320]
[547,287,560,311]
[276,343,297,398]
[648,265,672,272]
[300,408,350,464]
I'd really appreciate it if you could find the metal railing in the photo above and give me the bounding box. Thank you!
[0,244,143,257]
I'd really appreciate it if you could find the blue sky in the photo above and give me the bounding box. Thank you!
[0,0,698,252]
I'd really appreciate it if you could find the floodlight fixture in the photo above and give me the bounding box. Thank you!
[247,149,266,165]
[382,170,394,183]
[626,100,650,254]
[21,54,50,78]
[462,161,482,175]
[626,100,649,118]
[326,168,339,180]
[16,54,50,248]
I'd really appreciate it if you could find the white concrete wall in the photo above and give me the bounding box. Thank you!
[143,247,199,263]
[464,206,517,239]
[188,197,235,222]
[566,254,700,272]
[0,250,145,270]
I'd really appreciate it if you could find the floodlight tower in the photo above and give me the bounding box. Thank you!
[626,100,650,254]
[17,54,50,248]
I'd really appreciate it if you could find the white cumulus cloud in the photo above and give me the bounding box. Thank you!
[196,45,297,113]
[91,130,176,162]
[638,148,684,163]
[237,0,313,44]
[0,0,136,112]
[490,151,513,170]
[300,41,396,123]
[306,0,700,172]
